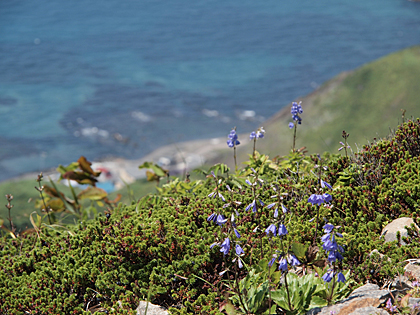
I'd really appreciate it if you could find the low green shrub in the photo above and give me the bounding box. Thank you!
[0,119,419,314]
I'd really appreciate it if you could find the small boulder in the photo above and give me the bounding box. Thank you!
[306,283,396,315]
[381,217,419,245]
[136,301,168,315]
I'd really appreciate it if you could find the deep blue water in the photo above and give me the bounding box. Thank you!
[0,0,419,181]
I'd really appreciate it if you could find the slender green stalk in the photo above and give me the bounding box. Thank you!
[292,123,297,152]
[233,145,237,171]
[36,174,52,225]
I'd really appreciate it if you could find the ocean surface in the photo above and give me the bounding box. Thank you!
[1,0,420,181]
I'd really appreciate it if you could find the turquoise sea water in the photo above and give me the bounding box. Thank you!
[0,0,419,181]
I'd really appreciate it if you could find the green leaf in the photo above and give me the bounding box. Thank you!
[56,162,79,176]
[77,187,108,201]
[291,242,308,260]
[46,198,65,211]
[308,296,328,309]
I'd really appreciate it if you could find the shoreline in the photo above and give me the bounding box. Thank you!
[1,135,234,189]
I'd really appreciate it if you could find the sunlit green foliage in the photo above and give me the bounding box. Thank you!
[0,119,420,314]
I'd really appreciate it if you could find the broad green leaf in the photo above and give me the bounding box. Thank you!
[46,198,65,211]
[308,296,328,309]
[222,301,237,315]
[77,187,107,201]
[56,162,79,175]
[291,242,308,260]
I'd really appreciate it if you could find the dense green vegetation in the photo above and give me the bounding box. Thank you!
[1,118,420,314]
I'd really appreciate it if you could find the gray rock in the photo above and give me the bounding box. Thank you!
[381,217,419,245]
[348,306,389,315]
[409,297,420,310]
[136,301,169,315]
[405,261,420,281]
[391,274,412,291]
[306,284,396,315]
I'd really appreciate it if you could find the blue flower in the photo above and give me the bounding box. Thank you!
[267,202,276,209]
[268,257,277,267]
[308,194,324,206]
[281,204,288,214]
[321,180,332,189]
[227,129,240,148]
[256,127,265,138]
[279,258,288,272]
[238,258,243,269]
[235,244,244,255]
[288,254,301,266]
[274,208,279,218]
[216,214,228,226]
[234,228,241,239]
[322,271,333,283]
[265,224,277,237]
[245,200,253,211]
[250,127,265,140]
[220,238,230,256]
[207,213,217,222]
[291,101,303,124]
[288,122,294,129]
[323,223,334,233]
[323,193,332,203]
[278,224,288,236]
[308,193,332,205]
[337,272,346,283]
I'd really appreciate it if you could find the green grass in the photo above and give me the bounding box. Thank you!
[215,46,420,167]
[0,176,158,231]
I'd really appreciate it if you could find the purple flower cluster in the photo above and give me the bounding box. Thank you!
[308,193,332,205]
[321,224,344,263]
[265,223,288,237]
[290,101,303,125]
[250,127,265,140]
[308,180,333,205]
[208,210,245,268]
[321,223,346,283]
[268,253,301,272]
[227,129,240,148]
[338,141,350,152]
[386,298,397,313]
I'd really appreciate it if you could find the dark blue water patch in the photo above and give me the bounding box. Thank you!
[0,43,111,85]
[0,136,40,160]
[0,97,17,106]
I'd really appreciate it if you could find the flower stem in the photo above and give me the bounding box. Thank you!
[233,145,237,171]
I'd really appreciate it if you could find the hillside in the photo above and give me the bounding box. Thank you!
[217,45,420,166]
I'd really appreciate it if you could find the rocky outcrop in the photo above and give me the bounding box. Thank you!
[381,217,419,245]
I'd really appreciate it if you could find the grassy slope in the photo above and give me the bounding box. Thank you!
[0,177,157,230]
[218,45,420,165]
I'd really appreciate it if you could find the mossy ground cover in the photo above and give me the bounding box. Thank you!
[1,119,420,314]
